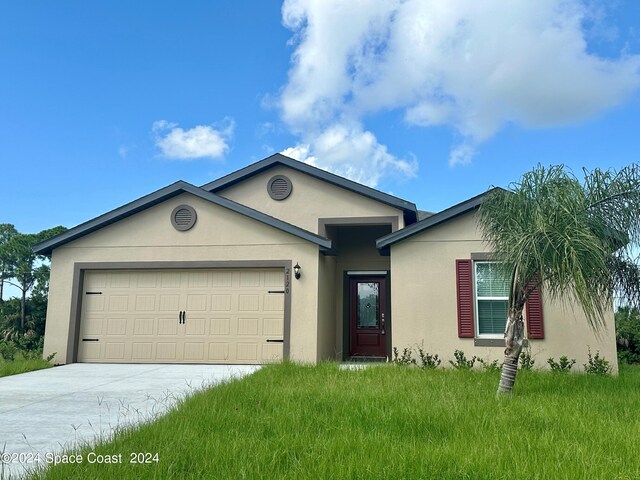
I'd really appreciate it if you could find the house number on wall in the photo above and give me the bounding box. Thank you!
[285,267,290,294]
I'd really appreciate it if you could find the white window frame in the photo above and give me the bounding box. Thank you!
[474,261,509,339]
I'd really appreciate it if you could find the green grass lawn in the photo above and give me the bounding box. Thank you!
[31,363,640,480]
[0,354,51,378]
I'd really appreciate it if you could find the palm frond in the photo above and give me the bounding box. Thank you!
[478,163,640,330]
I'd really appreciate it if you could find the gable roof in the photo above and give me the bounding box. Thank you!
[376,188,504,249]
[202,153,419,224]
[34,181,333,255]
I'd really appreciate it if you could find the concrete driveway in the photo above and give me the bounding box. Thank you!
[0,363,260,479]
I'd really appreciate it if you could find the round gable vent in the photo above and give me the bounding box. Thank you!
[267,175,293,200]
[171,204,197,231]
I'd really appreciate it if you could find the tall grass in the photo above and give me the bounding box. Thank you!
[31,363,640,479]
[0,355,51,378]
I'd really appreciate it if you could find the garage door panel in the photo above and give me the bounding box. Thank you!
[210,317,230,335]
[82,317,104,336]
[79,269,285,364]
[158,317,178,335]
[84,295,105,312]
[108,296,129,312]
[185,316,206,336]
[209,343,230,361]
[156,342,178,360]
[104,342,126,360]
[108,273,131,288]
[211,295,231,311]
[264,271,284,287]
[136,272,158,288]
[135,295,156,312]
[262,343,283,362]
[187,272,209,288]
[79,342,101,360]
[186,294,208,311]
[106,317,127,335]
[211,271,233,287]
[184,342,205,361]
[238,294,260,311]
[263,317,284,336]
[238,318,259,335]
[263,294,284,311]
[133,317,155,336]
[159,294,180,311]
[132,342,153,360]
[236,343,258,361]
[160,272,181,288]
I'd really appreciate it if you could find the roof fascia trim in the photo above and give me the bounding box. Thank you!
[34,181,331,255]
[376,189,502,249]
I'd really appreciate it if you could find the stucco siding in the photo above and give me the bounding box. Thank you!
[216,166,406,234]
[44,193,321,364]
[317,254,337,360]
[390,211,618,372]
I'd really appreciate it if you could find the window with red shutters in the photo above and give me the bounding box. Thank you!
[525,284,545,339]
[456,259,475,338]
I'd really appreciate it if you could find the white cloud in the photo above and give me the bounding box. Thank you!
[280,0,640,168]
[152,119,234,160]
[281,124,416,187]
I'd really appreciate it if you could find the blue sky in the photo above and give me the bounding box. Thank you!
[2,0,640,236]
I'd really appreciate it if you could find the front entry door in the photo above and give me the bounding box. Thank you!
[349,276,387,357]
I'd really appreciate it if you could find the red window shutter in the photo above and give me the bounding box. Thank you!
[456,259,474,338]
[525,284,544,339]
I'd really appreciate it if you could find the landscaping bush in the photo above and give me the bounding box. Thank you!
[547,356,576,372]
[449,349,477,370]
[583,347,611,375]
[519,350,535,370]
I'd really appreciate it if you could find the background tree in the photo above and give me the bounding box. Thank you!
[0,226,66,331]
[478,164,640,394]
[0,224,18,303]
[615,306,640,364]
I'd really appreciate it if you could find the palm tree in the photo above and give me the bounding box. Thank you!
[478,164,640,394]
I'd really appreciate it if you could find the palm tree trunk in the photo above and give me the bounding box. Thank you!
[497,307,525,395]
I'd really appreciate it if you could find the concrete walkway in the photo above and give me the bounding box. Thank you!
[0,363,260,479]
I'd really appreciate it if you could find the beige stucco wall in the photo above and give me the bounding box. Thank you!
[216,165,406,234]
[390,211,619,372]
[317,254,337,360]
[44,192,321,364]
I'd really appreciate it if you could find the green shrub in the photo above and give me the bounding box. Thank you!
[0,340,17,361]
[583,347,611,375]
[519,351,535,370]
[416,346,441,369]
[547,356,576,372]
[477,358,501,372]
[392,347,416,366]
[449,349,477,370]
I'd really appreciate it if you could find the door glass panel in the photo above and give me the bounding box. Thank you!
[357,282,379,329]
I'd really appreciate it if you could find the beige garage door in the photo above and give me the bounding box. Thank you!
[78,269,285,364]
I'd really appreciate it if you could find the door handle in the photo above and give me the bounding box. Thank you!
[182,311,186,324]
[179,311,185,324]
[381,313,385,335]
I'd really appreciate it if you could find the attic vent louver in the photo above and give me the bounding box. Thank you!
[171,205,197,231]
[267,175,293,200]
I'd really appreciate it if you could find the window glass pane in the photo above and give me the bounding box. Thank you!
[476,263,510,297]
[478,300,508,335]
[357,282,379,328]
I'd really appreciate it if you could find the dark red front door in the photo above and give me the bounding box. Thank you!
[349,276,387,357]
